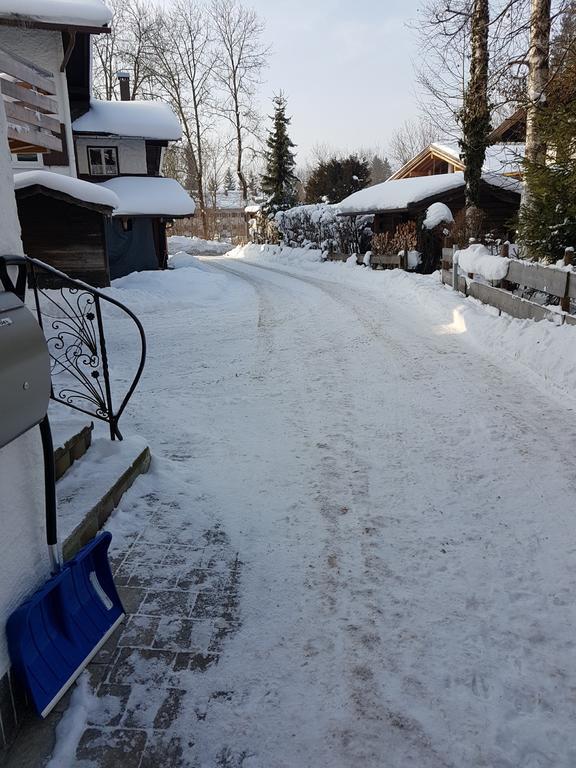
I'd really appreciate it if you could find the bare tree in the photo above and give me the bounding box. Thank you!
[388,118,441,168]
[92,0,156,100]
[413,0,531,136]
[203,136,229,208]
[150,1,215,237]
[211,0,268,201]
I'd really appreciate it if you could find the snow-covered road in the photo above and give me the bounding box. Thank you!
[104,255,576,767]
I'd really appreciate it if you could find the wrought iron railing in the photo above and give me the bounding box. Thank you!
[0,255,146,441]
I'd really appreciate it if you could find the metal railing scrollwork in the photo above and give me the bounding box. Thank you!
[0,254,146,441]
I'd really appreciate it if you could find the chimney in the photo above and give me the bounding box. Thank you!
[117,70,130,101]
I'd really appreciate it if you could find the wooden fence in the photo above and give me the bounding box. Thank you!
[325,250,407,269]
[441,248,576,327]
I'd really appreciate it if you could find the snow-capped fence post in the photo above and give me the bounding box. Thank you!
[561,248,574,312]
[452,252,459,292]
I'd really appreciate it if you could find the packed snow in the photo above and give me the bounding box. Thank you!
[0,0,112,27]
[73,100,182,141]
[98,177,195,218]
[168,235,231,256]
[46,243,576,766]
[13,170,119,210]
[456,242,510,281]
[423,201,454,230]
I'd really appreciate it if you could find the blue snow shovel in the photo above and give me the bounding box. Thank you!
[1,257,125,718]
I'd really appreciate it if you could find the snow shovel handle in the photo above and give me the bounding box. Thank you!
[39,416,61,573]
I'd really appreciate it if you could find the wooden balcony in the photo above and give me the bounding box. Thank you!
[0,45,62,154]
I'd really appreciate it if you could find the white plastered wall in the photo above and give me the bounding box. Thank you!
[0,98,49,674]
[75,137,147,176]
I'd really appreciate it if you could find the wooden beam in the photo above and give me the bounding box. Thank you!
[7,124,62,152]
[4,101,60,132]
[0,47,56,94]
[0,78,58,114]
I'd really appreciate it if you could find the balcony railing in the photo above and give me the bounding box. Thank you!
[0,45,62,154]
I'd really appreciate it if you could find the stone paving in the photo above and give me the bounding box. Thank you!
[1,491,241,768]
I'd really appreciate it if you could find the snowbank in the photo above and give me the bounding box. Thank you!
[73,100,181,141]
[227,243,324,267]
[456,243,509,281]
[168,236,231,256]
[423,202,454,230]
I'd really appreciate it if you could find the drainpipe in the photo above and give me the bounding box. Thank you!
[59,72,77,177]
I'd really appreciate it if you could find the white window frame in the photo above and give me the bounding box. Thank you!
[87,146,119,177]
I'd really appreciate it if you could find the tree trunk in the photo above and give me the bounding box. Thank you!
[461,0,490,216]
[234,96,248,201]
[523,0,552,208]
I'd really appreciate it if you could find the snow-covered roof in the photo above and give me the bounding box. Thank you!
[97,177,195,218]
[0,0,112,28]
[432,141,525,176]
[73,100,182,141]
[14,170,119,209]
[338,172,521,215]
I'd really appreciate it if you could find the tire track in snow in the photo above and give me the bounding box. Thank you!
[210,259,454,766]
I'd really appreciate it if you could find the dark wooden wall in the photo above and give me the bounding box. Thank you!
[16,193,110,287]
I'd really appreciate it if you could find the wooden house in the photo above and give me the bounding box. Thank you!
[338,172,522,270]
[73,97,194,279]
[1,2,194,287]
[389,141,524,181]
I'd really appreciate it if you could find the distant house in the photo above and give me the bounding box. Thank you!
[73,96,195,279]
[389,141,524,181]
[2,2,194,286]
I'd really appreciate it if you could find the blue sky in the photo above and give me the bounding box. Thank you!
[247,0,425,164]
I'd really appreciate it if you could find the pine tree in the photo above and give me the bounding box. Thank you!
[224,167,235,193]
[261,93,298,213]
[305,155,371,203]
[369,155,392,186]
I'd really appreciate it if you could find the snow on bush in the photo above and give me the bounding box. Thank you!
[168,235,231,256]
[274,203,371,254]
[423,202,454,230]
[456,243,509,281]
[403,250,422,269]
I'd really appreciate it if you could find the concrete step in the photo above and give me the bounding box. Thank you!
[56,435,151,561]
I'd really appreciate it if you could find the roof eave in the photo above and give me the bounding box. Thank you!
[15,183,116,213]
[0,16,111,33]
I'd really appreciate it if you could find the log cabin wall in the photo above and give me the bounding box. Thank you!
[16,193,110,287]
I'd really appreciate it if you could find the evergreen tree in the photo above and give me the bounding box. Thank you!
[518,2,576,260]
[305,155,370,203]
[369,155,392,185]
[224,167,235,193]
[261,93,298,213]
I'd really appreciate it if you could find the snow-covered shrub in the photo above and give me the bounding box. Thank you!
[274,203,372,254]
